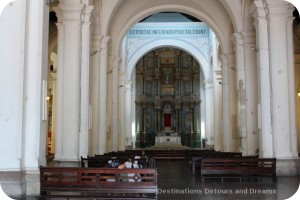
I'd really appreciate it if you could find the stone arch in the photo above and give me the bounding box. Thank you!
[127,39,209,81]
[105,1,235,57]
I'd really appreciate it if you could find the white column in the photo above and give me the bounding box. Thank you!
[214,70,223,151]
[221,53,237,152]
[79,5,95,158]
[119,39,127,150]
[90,34,102,155]
[220,55,231,152]
[22,0,48,170]
[99,36,110,154]
[54,2,84,162]
[233,32,259,156]
[112,57,121,151]
[106,57,113,152]
[296,55,300,154]
[119,69,125,150]
[131,75,137,147]
[251,1,274,158]
[204,81,214,145]
[21,0,49,195]
[228,54,238,152]
[124,82,133,147]
[211,33,223,151]
[233,32,246,154]
[267,0,298,158]
[242,31,259,156]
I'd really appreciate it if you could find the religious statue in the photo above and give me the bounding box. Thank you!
[163,68,171,84]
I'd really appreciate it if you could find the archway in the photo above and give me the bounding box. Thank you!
[133,47,203,148]
[101,0,236,152]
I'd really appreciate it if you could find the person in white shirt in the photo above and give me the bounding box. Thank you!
[118,155,141,182]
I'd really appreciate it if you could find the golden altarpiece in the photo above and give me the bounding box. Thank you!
[135,48,202,148]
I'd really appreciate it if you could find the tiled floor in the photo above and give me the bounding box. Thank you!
[156,160,300,200]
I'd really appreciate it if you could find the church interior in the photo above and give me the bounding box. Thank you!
[1,0,300,199]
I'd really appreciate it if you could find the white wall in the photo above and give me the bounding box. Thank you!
[0,0,48,171]
[0,0,25,170]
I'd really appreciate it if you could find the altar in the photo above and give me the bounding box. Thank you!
[155,132,181,145]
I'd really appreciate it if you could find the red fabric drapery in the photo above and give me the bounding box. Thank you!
[164,114,171,127]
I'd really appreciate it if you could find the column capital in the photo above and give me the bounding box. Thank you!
[241,31,256,46]
[83,5,98,23]
[112,56,122,68]
[57,4,85,21]
[250,0,267,18]
[91,34,102,51]
[232,32,244,47]
[100,36,111,50]
[220,54,228,65]
[53,6,63,23]
[265,0,294,16]
[112,56,122,72]
[220,53,235,67]
[233,31,256,53]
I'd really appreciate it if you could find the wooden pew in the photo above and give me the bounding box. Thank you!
[186,150,241,165]
[200,157,276,182]
[185,149,216,163]
[81,155,152,168]
[190,152,243,174]
[40,166,158,199]
[151,150,186,160]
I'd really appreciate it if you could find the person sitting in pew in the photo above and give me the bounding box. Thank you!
[134,150,148,168]
[118,154,141,182]
[107,151,120,168]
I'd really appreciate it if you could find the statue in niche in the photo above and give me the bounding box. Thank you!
[183,56,190,68]
[184,80,192,94]
[145,57,151,69]
[162,68,171,84]
[145,81,152,95]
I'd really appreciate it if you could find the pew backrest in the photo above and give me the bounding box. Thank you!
[40,166,158,197]
[201,157,276,177]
